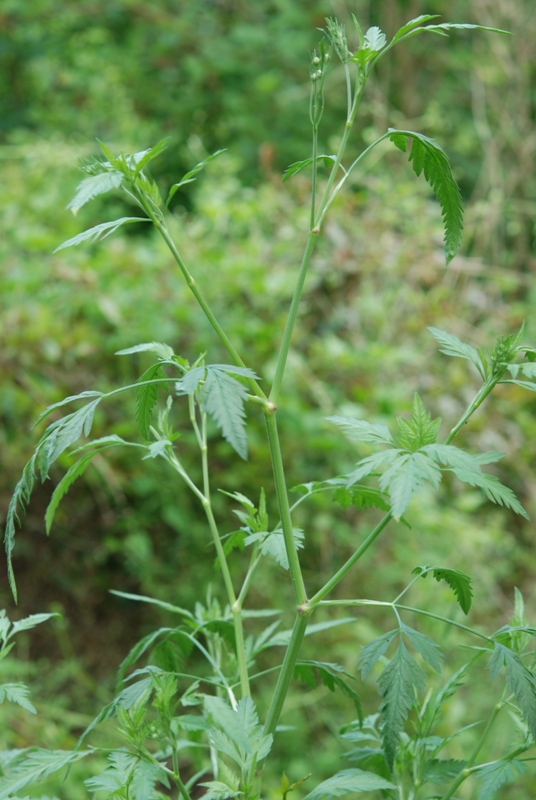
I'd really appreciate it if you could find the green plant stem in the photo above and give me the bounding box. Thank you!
[263,612,309,736]
[269,230,319,405]
[317,600,494,643]
[445,377,501,444]
[439,698,504,800]
[173,771,193,800]
[264,411,307,607]
[135,193,268,405]
[308,513,392,606]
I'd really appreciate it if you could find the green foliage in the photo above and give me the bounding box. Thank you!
[3,6,536,800]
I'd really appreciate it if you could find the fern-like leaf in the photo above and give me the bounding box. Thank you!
[378,639,426,771]
[135,363,167,439]
[53,217,149,253]
[201,367,253,459]
[389,129,463,264]
[474,759,526,800]
[66,171,124,215]
[412,565,473,615]
[487,642,536,739]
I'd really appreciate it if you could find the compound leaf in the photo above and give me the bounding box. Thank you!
[388,129,463,264]
[135,363,166,439]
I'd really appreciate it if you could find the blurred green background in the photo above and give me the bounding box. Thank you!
[1,0,536,796]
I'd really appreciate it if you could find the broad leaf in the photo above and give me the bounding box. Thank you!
[388,129,463,263]
[53,217,149,253]
[303,768,395,800]
[66,171,124,215]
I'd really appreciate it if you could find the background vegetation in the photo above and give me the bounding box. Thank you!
[1,0,535,795]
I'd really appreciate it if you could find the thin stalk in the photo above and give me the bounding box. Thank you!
[309,513,392,606]
[269,231,319,405]
[236,545,263,608]
[445,378,500,444]
[317,599,494,643]
[173,771,193,800]
[134,191,268,405]
[263,613,309,736]
[439,698,504,800]
[264,411,307,606]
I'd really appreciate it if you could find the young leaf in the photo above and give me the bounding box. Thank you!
[391,15,441,44]
[474,759,526,800]
[282,154,338,183]
[133,137,170,176]
[116,341,175,360]
[303,768,395,800]
[380,451,442,520]
[327,417,394,446]
[0,683,36,714]
[395,393,441,451]
[487,643,536,740]
[66,171,124,215]
[53,217,150,253]
[166,149,226,206]
[199,780,241,800]
[244,528,304,571]
[378,639,426,770]
[427,327,483,375]
[10,613,59,638]
[388,129,463,264]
